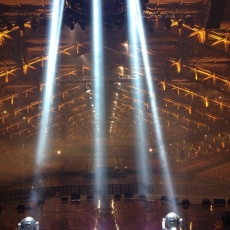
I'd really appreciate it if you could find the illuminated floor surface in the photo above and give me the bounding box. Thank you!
[0,198,228,229]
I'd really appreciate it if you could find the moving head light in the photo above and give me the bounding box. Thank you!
[162,212,183,230]
[18,217,39,230]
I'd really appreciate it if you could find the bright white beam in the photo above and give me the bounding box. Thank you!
[92,0,106,195]
[127,0,150,188]
[130,0,178,211]
[36,0,64,166]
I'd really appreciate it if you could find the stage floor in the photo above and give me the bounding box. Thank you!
[0,197,228,229]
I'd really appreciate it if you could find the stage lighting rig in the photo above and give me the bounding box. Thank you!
[162,212,183,230]
[64,0,148,30]
[18,217,39,230]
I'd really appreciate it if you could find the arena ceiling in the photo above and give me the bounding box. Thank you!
[0,0,230,155]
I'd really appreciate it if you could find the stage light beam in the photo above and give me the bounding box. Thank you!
[128,0,178,211]
[35,0,64,165]
[92,0,106,195]
[127,0,150,188]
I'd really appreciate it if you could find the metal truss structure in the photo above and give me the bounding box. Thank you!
[0,0,230,159]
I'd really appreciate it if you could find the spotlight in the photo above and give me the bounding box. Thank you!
[163,17,172,30]
[35,0,64,165]
[162,212,183,230]
[130,0,177,213]
[127,0,150,189]
[18,217,39,230]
